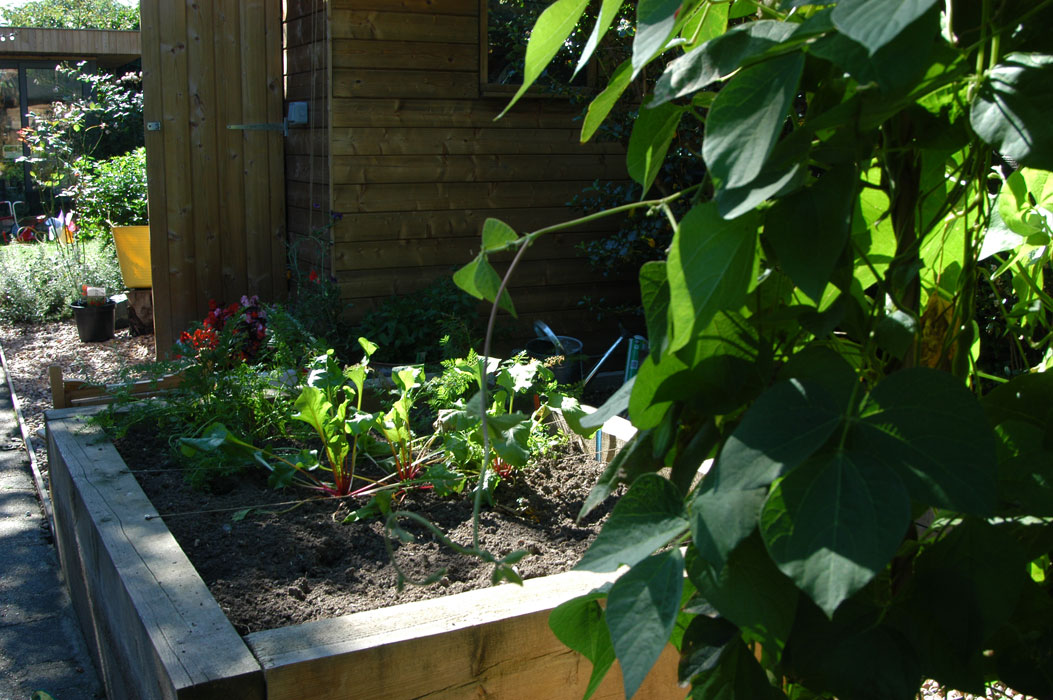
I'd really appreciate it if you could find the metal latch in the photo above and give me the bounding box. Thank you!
[227,119,288,136]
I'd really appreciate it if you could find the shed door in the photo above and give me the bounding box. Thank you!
[141,0,286,355]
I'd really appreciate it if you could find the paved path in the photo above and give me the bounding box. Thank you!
[0,363,102,700]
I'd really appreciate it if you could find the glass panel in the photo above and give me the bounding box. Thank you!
[487,0,588,88]
[0,67,23,204]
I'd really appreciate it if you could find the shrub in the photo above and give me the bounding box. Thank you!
[0,239,123,323]
[71,147,147,238]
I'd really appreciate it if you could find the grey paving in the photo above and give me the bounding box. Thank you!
[0,363,102,700]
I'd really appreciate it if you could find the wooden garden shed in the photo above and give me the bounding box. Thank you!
[143,0,632,354]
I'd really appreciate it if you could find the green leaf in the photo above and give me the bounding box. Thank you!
[627,102,685,196]
[678,614,738,685]
[481,218,518,252]
[453,254,516,316]
[690,636,785,700]
[639,260,670,351]
[703,52,805,189]
[760,447,911,617]
[580,378,635,431]
[970,53,1053,171]
[667,202,760,351]
[606,550,685,699]
[486,412,532,468]
[578,429,660,519]
[831,0,939,55]
[632,0,682,79]
[498,0,590,118]
[576,473,688,572]
[764,166,856,302]
[680,0,729,51]
[686,533,799,657]
[851,368,998,514]
[549,592,616,700]
[574,0,624,78]
[654,20,798,106]
[582,59,633,142]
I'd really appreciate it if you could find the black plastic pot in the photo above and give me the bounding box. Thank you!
[71,302,116,342]
[525,335,584,385]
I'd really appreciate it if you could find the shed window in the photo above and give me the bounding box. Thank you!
[482,0,594,95]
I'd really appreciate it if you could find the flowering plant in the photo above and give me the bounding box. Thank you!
[175,295,269,368]
[77,285,108,306]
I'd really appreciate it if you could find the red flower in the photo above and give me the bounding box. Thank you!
[308,269,319,283]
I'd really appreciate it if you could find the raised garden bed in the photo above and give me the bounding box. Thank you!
[46,405,681,699]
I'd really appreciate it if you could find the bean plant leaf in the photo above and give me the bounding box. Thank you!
[760,448,911,617]
[628,102,685,196]
[582,59,633,142]
[481,218,518,252]
[970,53,1053,171]
[654,20,798,106]
[632,0,682,79]
[639,260,670,351]
[578,429,660,519]
[703,52,805,189]
[678,614,739,685]
[549,591,616,700]
[580,377,635,430]
[576,473,688,572]
[498,0,590,118]
[680,0,729,51]
[606,549,685,699]
[764,166,856,302]
[453,254,516,316]
[575,0,624,78]
[690,636,785,700]
[851,368,997,515]
[831,0,940,55]
[667,202,759,351]
[686,533,799,657]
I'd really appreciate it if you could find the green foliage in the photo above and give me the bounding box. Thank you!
[19,63,143,217]
[457,0,1053,697]
[0,238,122,322]
[357,277,480,363]
[70,147,147,237]
[0,0,139,30]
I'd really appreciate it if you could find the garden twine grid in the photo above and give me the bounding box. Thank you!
[0,320,1039,700]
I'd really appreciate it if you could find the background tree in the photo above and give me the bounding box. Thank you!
[0,0,139,31]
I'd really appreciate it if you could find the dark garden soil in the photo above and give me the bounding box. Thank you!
[114,423,615,636]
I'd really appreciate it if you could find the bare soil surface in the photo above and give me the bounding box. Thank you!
[115,421,614,635]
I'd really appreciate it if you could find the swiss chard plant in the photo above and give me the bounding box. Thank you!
[455,0,1053,698]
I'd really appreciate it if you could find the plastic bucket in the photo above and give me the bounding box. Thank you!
[112,225,151,288]
[525,335,584,385]
[72,302,116,342]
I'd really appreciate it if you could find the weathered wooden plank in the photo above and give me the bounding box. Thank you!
[266,0,288,299]
[337,258,610,297]
[284,8,327,49]
[187,0,224,311]
[330,207,620,241]
[241,0,270,302]
[333,68,477,99]
[46,411,264,699]
[246,570,680,700]
[285,40,327,75]
[332,153,628,184]
[332,230,617,269]
[286,181,330,214]
[216,0,248,302]
[158,0,195,354]
[0,27,140,63]
[285,126,329,157]
[334,0,477,16]
[330,97,586,129]
[140,0,172,360]
[330,9,477,43]
[331,127,622,156]
[287,155,330,186]
[285,68,327,101]
[332,38,477,71]
[333,180,603,213]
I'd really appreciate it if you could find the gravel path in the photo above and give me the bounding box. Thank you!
[0,321,1041,700]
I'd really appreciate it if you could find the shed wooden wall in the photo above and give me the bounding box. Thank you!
[322,0,636,348]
